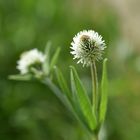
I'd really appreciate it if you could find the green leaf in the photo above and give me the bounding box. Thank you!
[43,41,51,75]
[70,66,97,130]
[99,58,108,124]
[54,66,71,100]
[43,78,90,131]
[50,47,60,71]
[8,74,32,81]
[70,69,90,131]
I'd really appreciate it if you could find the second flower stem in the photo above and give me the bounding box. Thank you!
[91,61,98,116]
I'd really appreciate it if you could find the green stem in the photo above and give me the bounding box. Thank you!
[91,61,98,115]
[91,133,99,140]
[95,134,99,140]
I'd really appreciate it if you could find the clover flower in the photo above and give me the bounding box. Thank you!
[17,48,46,74]
[70,30,106,66]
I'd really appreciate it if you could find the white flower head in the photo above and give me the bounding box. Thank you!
[70,30,106,66]
[17,48,46,74]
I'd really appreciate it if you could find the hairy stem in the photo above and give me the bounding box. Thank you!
[91,61,98,115]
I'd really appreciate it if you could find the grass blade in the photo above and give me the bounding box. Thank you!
[99,58,108,124]
[43,41,51,75]
[50,47,60,71]
[70,66,97,130]
[54,66,71,100]
[8,74,32,81]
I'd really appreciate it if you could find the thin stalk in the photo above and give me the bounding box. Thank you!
[42,78,70,107]
[95,134,99,140]
[90,61,98,116]
[91,133,99,140]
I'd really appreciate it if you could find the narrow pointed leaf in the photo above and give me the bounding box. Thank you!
[43,41,51,75]
[8,74,32,81]
[99,58,108,124]
[50,47,60,70]
[70,66,97,130]
[55,67,90,131]
[44,75,90,132]
[70,69,91,131]
[54,67,71,100]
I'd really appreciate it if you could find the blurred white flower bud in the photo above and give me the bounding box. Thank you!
[17,48,46,74]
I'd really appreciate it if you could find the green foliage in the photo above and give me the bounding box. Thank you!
[50,47,60,71]
[43,42,51,75]
[43,42,60,75]
[70,66,97,131]
[55,65,97,131]
[99,58,108,124]
[54,66,71,100]
[8,74,32,81]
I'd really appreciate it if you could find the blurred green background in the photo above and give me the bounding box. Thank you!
[0,0,140,140]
